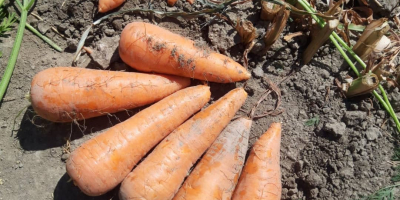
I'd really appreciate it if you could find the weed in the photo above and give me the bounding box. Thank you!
[305,116,320,126]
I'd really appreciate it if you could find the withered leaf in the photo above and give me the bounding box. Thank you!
[353,18,390,60]
[235,19,258,45]
[261,0,282,21]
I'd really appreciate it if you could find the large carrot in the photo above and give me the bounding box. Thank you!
[30,67,190,122]
[173,87,280,200]
[119,88,248,200]
[172,117,251,200]
[119,22,251,83]
[98,0,125,13]
[231,122,282,200]
[66,85,211,196]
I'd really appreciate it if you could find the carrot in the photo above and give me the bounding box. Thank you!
[173,87,280,200]
[98,0,125,13]
[172,117,251,200]
[231,122,282,200]
[167,0,195,6]
[119,88,248,200]
[167,0,177,6]
[30,67,190,122]
[119,22,251,83]
[66,85,211,196]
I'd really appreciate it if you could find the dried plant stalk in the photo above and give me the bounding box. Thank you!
[283,31,304,42]
[352,18,390,60]
[394,16,400,29]
[372,60,388,81]
[325,0,344,16]
[261,1,282,21]
[346,73,379,97]
[303,19,339,64]
[235,19,258,68]
[262,5,290,54]
[236,19,257,45]
[374,35,391,53]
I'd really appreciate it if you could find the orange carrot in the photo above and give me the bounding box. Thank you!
[167,0,177,6]
[66,85,211,196]
[232,122,282,200]
[172,87,280,200]
[172,117,251,200]
[119,88,248,200]
[167,0,195,6]
[98,0,125,13]
[30,67,190,122]
[119,22,251,83]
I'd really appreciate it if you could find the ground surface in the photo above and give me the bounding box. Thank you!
[0,0,399,199]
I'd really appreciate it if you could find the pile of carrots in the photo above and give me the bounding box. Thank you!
[30,22,283,200]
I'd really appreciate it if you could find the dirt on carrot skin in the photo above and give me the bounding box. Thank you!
[0,0,398,199]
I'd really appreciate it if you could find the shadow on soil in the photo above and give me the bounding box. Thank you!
[15,106,138,151]
[53,173,120,200]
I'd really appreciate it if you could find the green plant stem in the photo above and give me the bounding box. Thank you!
[0,0,31,102]
[297,0,400,133]
[13,15,62,52]
[330,23,400,129]
[332,32,366,67]
[24,21,62,52]
[329,35,360,76]
[378,85,400,128]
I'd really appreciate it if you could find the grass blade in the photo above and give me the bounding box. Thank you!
[0,13,16,36]
[25,21,62,52]
[337,23,365,32]
[0,0,33,102]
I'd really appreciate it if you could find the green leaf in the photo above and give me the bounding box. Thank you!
[359,187,394,200]
[391,148,400,182]
[0,12,16,37]
[305,116,319,126]
[0,0,30,101]
[337,23,365,32]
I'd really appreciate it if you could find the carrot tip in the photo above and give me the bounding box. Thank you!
[166,0,178,7]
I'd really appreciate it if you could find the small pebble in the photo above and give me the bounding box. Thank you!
[37,22,51,34]
[104,29,115,37]
[56,23,68,33]
[320,69,330,79]
[123,15,130,21]
[310,188,319,198]
[252,66,264,78]
[365,127,381,141]
[112,20,123,31]
[323,121,346,137]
